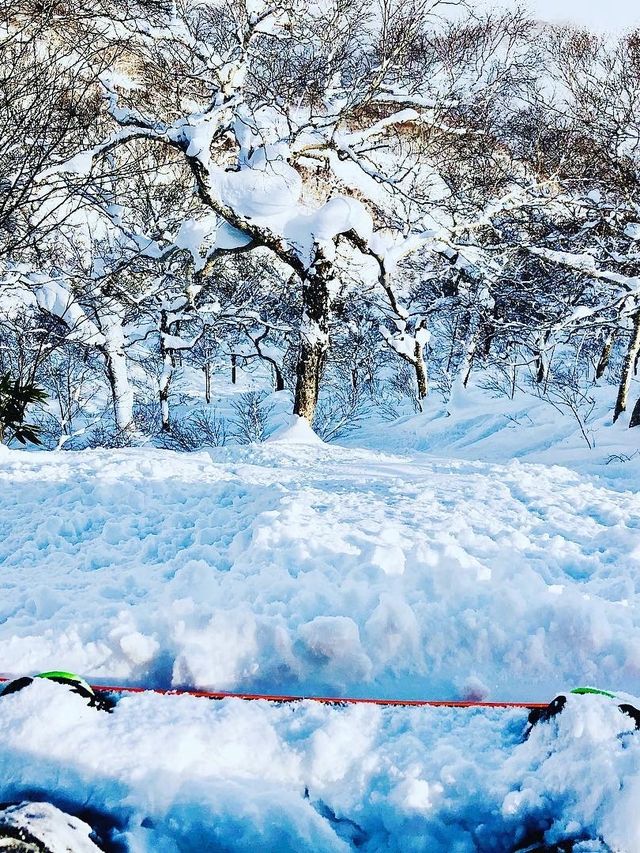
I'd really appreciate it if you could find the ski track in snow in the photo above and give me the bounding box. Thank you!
[1,441,640,850]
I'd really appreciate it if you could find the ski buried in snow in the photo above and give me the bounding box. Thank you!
[0,673,546,711]
[1,674,639,731]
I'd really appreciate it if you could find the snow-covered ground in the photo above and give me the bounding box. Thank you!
[1,408,640,850]
[349,382,640,488]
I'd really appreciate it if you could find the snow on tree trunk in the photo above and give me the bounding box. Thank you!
[414,342,428,399]
[99,315,134,434]
[381,323,430,402]
[534,333,551,384]
[613,310,640,423]
[294,249,334,423]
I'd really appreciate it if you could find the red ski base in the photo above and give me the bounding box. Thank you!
[0,677,547,709]
[90,684,547,709]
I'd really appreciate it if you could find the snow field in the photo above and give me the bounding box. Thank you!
[1,439,639,701]
[350,381,640,486]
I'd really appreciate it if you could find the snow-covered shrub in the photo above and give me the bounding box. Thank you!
[230,392,273,444]
[161,408,228,451]
[313,384,374,442]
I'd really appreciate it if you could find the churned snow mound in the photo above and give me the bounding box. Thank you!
[0,801,101,852]
[265,414,323,444]
[0,680,638,852]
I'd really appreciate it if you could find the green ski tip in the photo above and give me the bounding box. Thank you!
[570,686,616,699]
[36,671,94,695]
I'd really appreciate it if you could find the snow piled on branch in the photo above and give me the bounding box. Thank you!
[32,278,105,345]
[206,146,374,263]
[0,268,105,345]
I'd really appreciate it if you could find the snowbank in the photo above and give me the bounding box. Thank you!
[0,680,638,851]
[265,414,323,445]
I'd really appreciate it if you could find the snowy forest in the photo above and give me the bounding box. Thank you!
[3,0,640,450]
[4,2,640,851]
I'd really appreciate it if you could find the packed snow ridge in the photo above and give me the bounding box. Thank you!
[1,435,640,850]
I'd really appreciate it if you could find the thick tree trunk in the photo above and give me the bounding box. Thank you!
[231,354,237,385]
[99,316,134,433]
[294,340,327,422]
[613,311,640,423]
[294,249,333,423]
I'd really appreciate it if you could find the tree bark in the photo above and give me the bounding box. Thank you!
[231,353,237,385]
[533,332,552,384]
[203,362,212,404]
[273,363,284,392]
[414,341,428,399]
[252,329,284,392]
[629,394,640,428]
[596,329,616,380]
[460,313,480,388]
[461,342,476,388]
[159,355,172,433]
[294,341,326,422]
[613,311,640,423]
[382,329,428,403]
[159,310,172,432]
[294,249,333,423]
